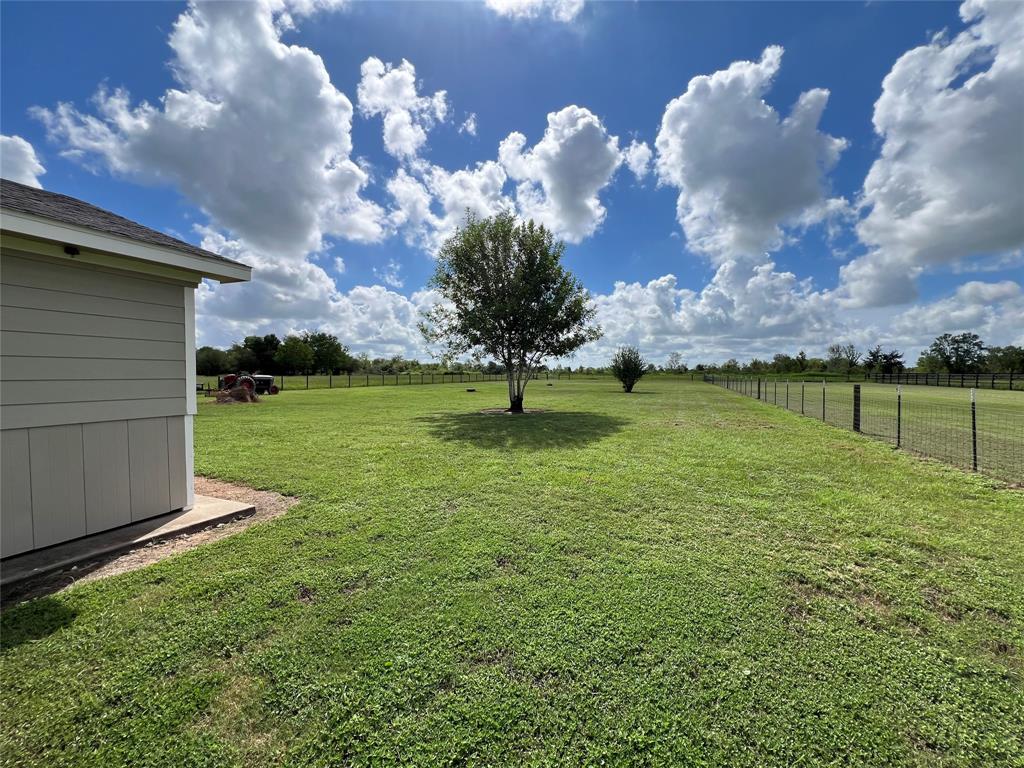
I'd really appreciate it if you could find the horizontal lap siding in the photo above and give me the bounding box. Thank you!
[0,251,187,430]
[1,282,185,323]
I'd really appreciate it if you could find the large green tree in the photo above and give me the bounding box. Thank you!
[228,334,281,374]
[196,346,230,376]
[986,345,1024,373]
[421,212,602,412]
[826,343,861,374]
[274,335,314,375]
[928,332,985,373]
[300,330,354,374]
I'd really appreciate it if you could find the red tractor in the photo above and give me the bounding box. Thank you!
[218,372,279,395]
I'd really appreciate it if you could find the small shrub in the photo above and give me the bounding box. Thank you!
[610,346,647,393]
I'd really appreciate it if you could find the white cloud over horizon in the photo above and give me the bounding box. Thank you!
[24,0,1023,366]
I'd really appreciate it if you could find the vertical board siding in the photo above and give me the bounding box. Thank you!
[128,418,171,522]
[1,429,34,558]
[166,417,187,511]
[83,421,132,534]
[2,416,189,557]
[28,424,86,548]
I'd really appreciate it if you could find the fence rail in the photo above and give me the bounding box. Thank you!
[198,369,656,393]
[866,371,1020,390]
[704,375,1023,482]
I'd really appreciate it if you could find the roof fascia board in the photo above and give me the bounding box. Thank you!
[0,209,251,283]
[1,233,207,285]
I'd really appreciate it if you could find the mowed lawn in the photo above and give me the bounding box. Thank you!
[2,380,1022,766]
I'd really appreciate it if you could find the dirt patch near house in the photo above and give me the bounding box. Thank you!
[2,478,297,604]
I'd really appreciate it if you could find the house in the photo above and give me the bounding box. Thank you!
[0,179,251,559]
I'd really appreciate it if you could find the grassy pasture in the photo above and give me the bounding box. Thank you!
[2,379,1022,766]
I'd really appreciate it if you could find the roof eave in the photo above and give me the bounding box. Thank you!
[0,209,252,283]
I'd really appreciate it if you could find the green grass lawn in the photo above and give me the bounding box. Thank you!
[2,380,1022,766]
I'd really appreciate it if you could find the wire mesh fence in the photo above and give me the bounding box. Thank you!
[705,375,1023,482]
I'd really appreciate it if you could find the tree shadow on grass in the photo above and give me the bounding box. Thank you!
[417,410,628,450]
[0,596,76,651]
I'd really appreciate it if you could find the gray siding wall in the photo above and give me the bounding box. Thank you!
[1,251,192,558]
[1,417,188,557]
[1,251,187,430]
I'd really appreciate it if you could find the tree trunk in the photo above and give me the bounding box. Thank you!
[505,364,530,412]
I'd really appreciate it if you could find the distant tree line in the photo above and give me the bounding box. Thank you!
[198,331,1023,378]
[687,334,1022,376]
[196,331,513,377]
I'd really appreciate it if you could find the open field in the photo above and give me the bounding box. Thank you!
[2,380,1022,766]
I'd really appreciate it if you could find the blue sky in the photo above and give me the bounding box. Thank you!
[2,0,1021,364]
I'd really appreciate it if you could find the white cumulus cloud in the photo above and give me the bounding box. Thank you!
[840,0,1024,307]
[623,139,652,182]
[195,230,440,356]
[357,57,448,160]
[485,0,584,23]
[387,161,513,252]
[582,259,837,365]
[1,135,46,188]
[499,105,622,243]
[373,258,405,288]
[888,281,1023,345]
[655,45,848,264]
[459,113,478,136]
[0,135,46,189]
[31,0,383,260]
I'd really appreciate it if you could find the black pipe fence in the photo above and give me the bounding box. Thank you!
[199,368,685,393]
[866,371,1020,390]
[704,374,1023,482]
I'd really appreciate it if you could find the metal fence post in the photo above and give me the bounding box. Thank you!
[801,382,805,415]
[774,380,777,405]
[757,378,761,400]
[853,384,861,432]
[822,381,826,422]
[306,373,309,389]
[348,372,352,388]
[786,380,789,410]
[971,388,978,472]
[896,385,901,449]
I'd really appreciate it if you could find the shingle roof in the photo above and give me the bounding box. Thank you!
[0,178,247,268]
